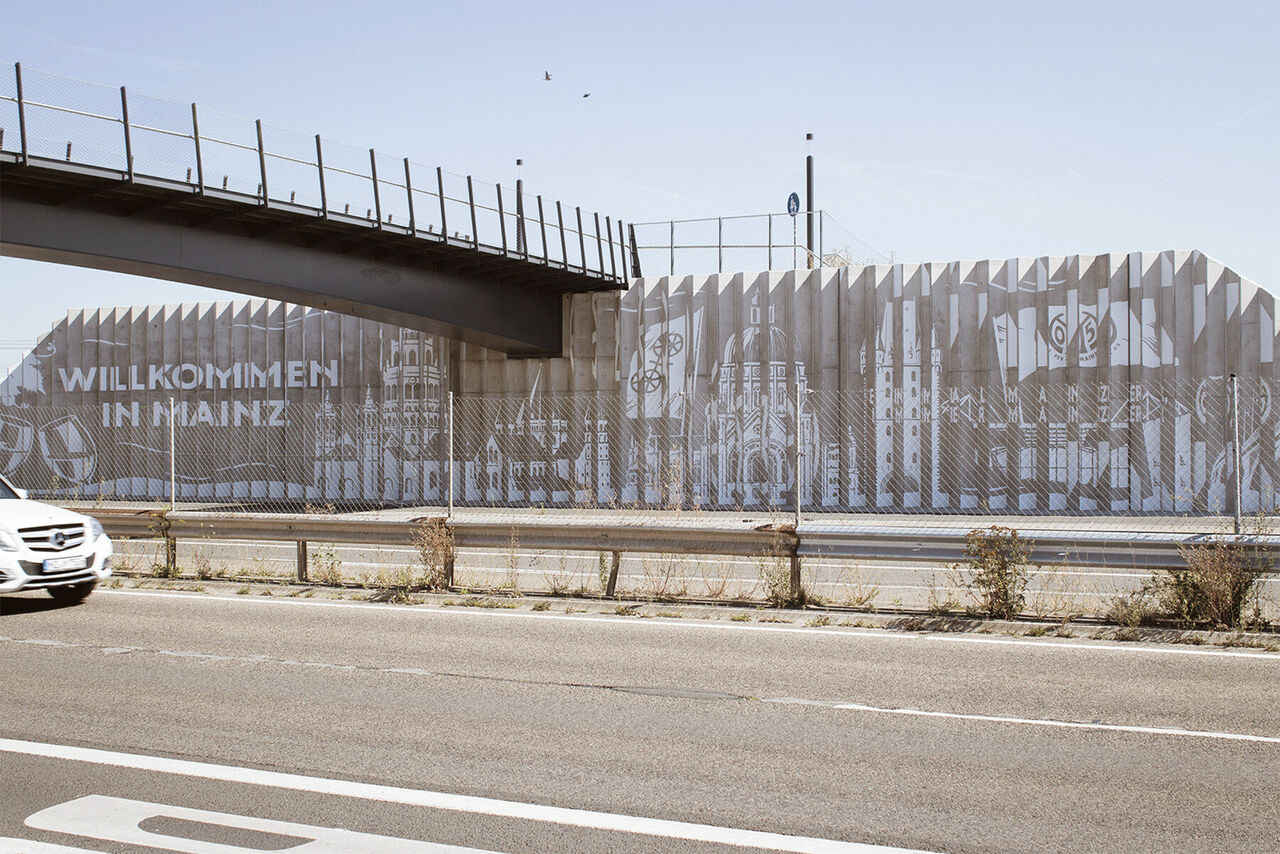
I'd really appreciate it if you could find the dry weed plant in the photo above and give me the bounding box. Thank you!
[1102,512,1277,630]
[1026,563,1092,623]
[953,526,1034,619]
[828,561,879,610]
[497,529,521,592]
[924,567,964,616]
[409,517,455,592]
[189,549,214,581]
[542,552,578,596]
[639,551,690,601]
[700,558,737,600]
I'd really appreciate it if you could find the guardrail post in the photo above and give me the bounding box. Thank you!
[1231,373,1242,534]
[255,119,268,204]
[576,207,587,273]
[496,185,508,254]
[594,212,605,274]
[606,550,621,597]
[403,158,415,232]
[628,223,642,278]
[120,86,134,180]
[191,104,204,192]
[436,167,448,240]
[616,219,627,281]
[767,214,773,270]
[605,216,617,279]
[717,216,723,273]
[15,63,28,165]
[315,136,327,216]
[537,197,547,263]
[437,519,456,588]
[557,201,568,269]
[369,149,382,226]
[789,553,802,603]
[538,195,549,263]
[297,540,308,582]
[669,219,675,276]
[467,176,479,247]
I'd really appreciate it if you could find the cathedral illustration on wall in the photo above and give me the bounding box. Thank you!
[2,250,1277,513]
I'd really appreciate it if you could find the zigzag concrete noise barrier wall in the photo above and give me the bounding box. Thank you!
[2,250,1277,513]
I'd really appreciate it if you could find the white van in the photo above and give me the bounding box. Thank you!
[0,472,114,603]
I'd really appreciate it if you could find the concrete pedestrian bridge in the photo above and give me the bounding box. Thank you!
[0,64,633,356]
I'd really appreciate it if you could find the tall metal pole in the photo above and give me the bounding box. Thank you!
[169,397,176,511]
[1230,373,1242,534]
[447,390,455,520]
[794,383,802,528]
[805,132,814,269]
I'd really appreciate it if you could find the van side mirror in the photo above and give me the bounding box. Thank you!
[15,488,28,500]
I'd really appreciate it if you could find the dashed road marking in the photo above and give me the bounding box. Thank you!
[761,699,1280,744]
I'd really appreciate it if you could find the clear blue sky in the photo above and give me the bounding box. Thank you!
[2,0,1277,355]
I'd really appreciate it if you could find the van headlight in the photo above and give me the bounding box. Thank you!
[87,518,105,543]
[0,527,19,552]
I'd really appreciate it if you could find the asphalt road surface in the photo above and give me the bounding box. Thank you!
[2,588,1278,853]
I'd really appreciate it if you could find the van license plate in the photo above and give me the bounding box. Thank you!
[44,556,88,572]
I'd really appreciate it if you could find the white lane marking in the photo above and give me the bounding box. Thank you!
[97,588,1280,660]
[26,795,497,853]
[758,699,1280,744]
[2,739,936,854]
[0,840,109,854]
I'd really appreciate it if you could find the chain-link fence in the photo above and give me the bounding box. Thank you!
[3,377,1274,527]
[631,212,892,278]
[0,63,629,283]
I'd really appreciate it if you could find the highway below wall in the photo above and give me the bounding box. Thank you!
[2,587,1278,853]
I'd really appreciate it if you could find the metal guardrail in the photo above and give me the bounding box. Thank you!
[94,510,1278,579]
[630,211,891,277]
[95,510,795,558]
[798,523,1280,571]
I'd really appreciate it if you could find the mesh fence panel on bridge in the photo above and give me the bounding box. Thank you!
[631,213,891,278]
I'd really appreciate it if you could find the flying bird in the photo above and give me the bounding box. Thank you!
[582,92,590,98]
[544,71,551,81]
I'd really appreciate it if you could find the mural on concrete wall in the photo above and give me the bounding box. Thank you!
[2,249,1277,513]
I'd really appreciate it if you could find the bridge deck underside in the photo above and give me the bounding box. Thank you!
[1,156,625,355]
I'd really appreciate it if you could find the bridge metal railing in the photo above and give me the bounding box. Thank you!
[0,63,632,285]
[630,212,892,278]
